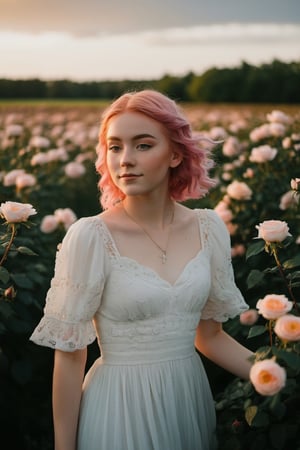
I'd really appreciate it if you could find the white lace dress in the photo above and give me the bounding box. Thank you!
[30,209,248,450]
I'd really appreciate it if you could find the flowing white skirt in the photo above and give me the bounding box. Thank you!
[77,353,217,450]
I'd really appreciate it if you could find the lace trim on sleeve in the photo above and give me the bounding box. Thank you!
[30,316,96,351]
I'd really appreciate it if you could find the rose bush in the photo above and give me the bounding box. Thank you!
[1,102,299,449]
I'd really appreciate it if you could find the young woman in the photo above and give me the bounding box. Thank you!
[30,90,252,450]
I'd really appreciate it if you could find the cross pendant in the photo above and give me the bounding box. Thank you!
[161,252,167,264]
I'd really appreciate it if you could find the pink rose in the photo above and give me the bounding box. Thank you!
[279,191,298,210]
[290,178,300,191]
[269,123,286,137]
[64,161,86,178]
[243,168,254,179]
[249,145,277,163]
[256,220,291,242]
[40,215,59,233]
[227,181,252,200]
[256,294,293,320]
[54,208,77,229]
[5,124,23,137]
[249,124,271,142]
[274,314,300,342]
[231,244,246,258]
[222,136,241,157]
[266,110,292,125]
[29,135,50,149]
[282,137,292,149]
[240,309,259,326]
[0,201,37,223]
[214,201,233,223]
[250,359,286,396]
[31,152,49,166]
[15,173,37,189]
[3,169,25,186]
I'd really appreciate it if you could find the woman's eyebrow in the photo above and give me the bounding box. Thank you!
[132,133,157,140]
[107,133,157,141]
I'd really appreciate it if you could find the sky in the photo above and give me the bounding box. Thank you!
[0,0,300,81]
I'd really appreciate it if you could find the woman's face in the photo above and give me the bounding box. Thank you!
[106,111,181,199]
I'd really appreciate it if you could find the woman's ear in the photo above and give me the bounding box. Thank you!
[170,151,183,168]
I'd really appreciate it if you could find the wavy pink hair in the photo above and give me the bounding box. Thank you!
[96,90,216,209]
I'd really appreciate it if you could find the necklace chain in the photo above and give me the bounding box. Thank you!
[123,205,175,264]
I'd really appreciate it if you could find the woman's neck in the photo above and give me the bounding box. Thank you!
[121,197,175,230]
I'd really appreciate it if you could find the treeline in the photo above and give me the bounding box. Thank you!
[1,60,300,103]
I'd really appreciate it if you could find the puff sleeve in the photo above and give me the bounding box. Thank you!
[201,210,249,322]
[30,217,106,351]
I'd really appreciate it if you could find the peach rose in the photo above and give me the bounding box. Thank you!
[256,220,291,242]
[274,314,300,341]
[249,145,277,163]
[240,309,259,326]
[256,294,293,320]
[0,201,37,223]
[250,359,286,396]
[227,180,252,200]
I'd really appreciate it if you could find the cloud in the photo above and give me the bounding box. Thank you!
[1,0,299,36]
[145,23,300,46]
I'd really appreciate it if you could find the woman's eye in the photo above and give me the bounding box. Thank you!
[137,143,151,151]
[108,145,121,152]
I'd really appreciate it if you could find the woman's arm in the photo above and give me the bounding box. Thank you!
[52,348,87,450]
[195,319,253,380]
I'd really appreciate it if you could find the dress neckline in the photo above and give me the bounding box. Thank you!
[95,209,209,288]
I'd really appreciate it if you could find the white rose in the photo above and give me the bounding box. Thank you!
[256,220,291,242]
[0,201,37,223]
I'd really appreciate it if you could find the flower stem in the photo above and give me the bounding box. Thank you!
[272,246,298,310]
[0,223,17,266]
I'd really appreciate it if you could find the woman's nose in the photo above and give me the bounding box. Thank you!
[120,147,135,166]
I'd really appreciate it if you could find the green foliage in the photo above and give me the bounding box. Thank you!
[1,60,300,103]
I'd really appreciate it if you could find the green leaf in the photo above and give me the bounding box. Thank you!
[247,269,265,289]
[272,347,300,370]
[0,266,10,283]
[283,253,300,269]
[251,410,270,427]
[246,240,266,260]
[10,273,34,289]
[248,325,267,338]
[17,246,38,256]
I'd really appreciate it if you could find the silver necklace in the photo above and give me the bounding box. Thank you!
[123,205,175,264]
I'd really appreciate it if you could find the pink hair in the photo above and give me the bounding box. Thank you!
[96,90,216,209]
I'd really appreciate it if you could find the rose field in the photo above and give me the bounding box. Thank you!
[0,100,300,450]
